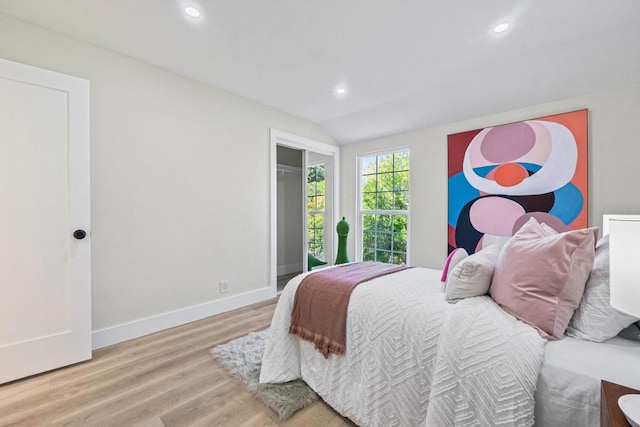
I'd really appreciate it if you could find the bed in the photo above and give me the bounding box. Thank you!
[260,218,640,426]
[260,264,640,427]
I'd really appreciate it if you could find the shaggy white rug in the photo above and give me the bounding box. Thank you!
[210,329,318,420]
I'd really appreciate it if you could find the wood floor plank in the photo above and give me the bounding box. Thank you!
[0,298,353,427]
[50,358,225,426]
[159,378,239,426]
[0,310,272,416]
[0,303,271,407]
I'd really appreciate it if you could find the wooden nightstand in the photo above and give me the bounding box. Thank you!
[601,380,640,427]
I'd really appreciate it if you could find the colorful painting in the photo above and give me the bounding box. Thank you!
[447,109,588,254]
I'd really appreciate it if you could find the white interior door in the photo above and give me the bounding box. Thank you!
[0,58,91,384]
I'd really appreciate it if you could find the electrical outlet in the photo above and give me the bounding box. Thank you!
[219,280,229,294]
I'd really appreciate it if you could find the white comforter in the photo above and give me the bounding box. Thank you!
[260,267,546,426]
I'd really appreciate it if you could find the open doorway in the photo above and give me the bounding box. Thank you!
[270,130,340,295]
[276,146,303,292]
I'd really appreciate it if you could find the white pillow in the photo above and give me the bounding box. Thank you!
[566,235,639,341]
[446,245,501,302]
[481,234,511,250]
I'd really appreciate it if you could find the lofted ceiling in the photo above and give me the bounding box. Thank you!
[1,0,639,144]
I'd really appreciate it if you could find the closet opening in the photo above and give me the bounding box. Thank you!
[270,130,339,295]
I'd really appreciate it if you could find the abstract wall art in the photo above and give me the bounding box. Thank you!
[447,109,588,254]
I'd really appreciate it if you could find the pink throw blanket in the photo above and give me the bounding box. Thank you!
[289,262,412,358]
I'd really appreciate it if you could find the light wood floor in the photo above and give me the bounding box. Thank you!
[0,298,355,427]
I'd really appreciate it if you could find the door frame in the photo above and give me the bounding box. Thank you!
[269,129,339,295]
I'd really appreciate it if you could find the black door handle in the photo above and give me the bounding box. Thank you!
[73,230,87,240]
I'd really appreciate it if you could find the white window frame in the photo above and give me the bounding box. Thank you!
[356,147,410,265]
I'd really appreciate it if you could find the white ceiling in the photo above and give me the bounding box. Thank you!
[1,0,639,144]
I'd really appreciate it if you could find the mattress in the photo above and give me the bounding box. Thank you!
[263,266,640,426]
[535,335,640,427]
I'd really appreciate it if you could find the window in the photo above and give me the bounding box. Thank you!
[307,164,325,260]
[359,150,409,265]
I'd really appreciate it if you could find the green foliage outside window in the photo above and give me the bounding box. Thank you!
[360,151,409,265]
[307,164,325,259]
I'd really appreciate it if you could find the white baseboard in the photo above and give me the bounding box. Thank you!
[277,263,303,276]
[91,287,276,350]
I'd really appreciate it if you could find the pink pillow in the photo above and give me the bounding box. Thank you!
[441,248,468,282]
[489,218,596,339]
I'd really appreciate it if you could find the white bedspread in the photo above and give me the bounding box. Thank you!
[535,336,640,427]
[260,267,547,426]
[426,297,546,426]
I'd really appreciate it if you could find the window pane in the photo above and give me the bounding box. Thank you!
[377,172,393,192]
[307,181,316,197]
[378,232,392,250]
[362,156,377,175]
[363,214,376,231]
[394,171,409,191]
[377,192,393,210]
[307,196,316,211]
[317,180,325,196]
[393,191,409,210]
[392,253,406,265]
[308,214,323,229]
[363,248,375,261]
[394,151,409,171]
[362,174,377,194]
[378,215,392,232]
[363,231,376,248]
[393,215,408,233]
[308,211,324,258]
[378,154,393,173]
[308,165,324,183]
[376,250,390,263]
[316,195,325,211]
[363,192,377,210]
[393,233,407,252]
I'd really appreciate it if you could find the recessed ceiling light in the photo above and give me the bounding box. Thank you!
[185,6,201,18]
[494,22,510,33]
[336,87,347,95]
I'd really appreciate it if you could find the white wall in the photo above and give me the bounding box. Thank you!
[0,14,334,334]
[341,83,640,269]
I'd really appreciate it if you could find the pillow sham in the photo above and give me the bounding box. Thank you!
[446,244,501,303]
[489,218,596,340]
[441,248,468,286]
[566,235,639,341]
